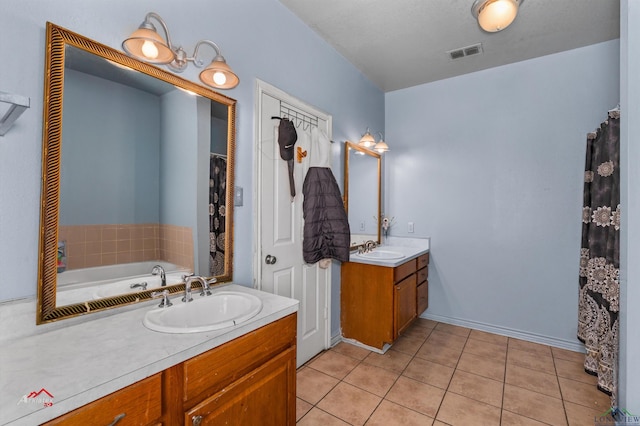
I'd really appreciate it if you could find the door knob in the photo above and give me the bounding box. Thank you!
[265,254,277,265]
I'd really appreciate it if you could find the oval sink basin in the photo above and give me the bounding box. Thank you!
[143,291,263,333]
[355,250,405,260]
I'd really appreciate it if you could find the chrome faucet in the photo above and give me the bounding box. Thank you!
[358,240,378,254]
[183,275,205,303]
[151,265,166,286]
[150,289,172,308]
[200,277,217,296]
[130,282,148,290]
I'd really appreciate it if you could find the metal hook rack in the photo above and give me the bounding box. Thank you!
[0,91,30,136]
[279,102,318,131]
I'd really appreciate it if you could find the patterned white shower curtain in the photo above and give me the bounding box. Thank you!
[209,154,226,276]
[577,109,620,405]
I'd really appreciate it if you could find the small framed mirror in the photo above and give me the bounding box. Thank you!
[37,23,236,323]
[343,141,382,248]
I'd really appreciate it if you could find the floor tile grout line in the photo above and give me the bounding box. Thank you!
[297,322,601,425]
[550,351,572,426]
[429,324,471,424]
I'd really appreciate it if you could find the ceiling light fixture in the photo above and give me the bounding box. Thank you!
[358,128,376,148]
[471,0,523,33]
[122,12,239,89]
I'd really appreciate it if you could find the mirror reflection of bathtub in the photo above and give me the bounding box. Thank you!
[55,261,191,306]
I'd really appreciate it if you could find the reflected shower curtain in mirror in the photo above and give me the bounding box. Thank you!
[210,154,227,276]
[578,110,620,403]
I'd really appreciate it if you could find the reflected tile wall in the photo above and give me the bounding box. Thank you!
[59,223,193,271]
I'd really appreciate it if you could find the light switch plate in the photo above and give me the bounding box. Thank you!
[234,186,243,206]
[408,222,414,233]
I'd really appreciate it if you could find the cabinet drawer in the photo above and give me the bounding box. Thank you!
[417,280,429,315]
[417,267,428,284]
[183,313,296,404]
[44,373,162,426]
[417,253,429,270]
[394,259,417,283]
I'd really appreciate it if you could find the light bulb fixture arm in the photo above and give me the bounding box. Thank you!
[191,40,223,68]
[170,40,226,72]
[141,12,176,50]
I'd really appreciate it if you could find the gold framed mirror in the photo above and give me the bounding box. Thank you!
[37,23,236,323]
[343,141,382,248]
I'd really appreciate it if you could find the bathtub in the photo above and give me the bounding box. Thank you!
[56,261,191,306]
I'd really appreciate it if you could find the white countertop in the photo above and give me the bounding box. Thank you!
[348,237,430,267]
[0,284,298,426]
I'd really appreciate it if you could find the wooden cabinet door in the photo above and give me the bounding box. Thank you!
[394,274,417,338]
[185,347,296,426]
[417,280,429,315]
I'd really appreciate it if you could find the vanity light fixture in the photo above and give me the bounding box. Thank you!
[471,0,523,32]
[374,132,389,153]
[358,128,376,148]
[122,12,239,89]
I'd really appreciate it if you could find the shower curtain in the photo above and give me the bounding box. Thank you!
[209,154,227,276]
[577,109,620,403]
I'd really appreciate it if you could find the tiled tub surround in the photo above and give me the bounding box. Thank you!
[0,284,298,426]
[59,223,194,271]
[296,319,613,426]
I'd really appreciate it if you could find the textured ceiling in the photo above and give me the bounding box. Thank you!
[279,0,620,92]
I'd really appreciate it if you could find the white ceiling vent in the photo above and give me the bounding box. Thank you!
[447,43,483,60]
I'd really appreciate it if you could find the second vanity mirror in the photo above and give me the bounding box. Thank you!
[344,141,382,248]
[37,23,236,323]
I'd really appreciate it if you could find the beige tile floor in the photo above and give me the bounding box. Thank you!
[296,319,613,426]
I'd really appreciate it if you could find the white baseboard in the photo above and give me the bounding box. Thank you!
[330,333,343,347]
[420,312,586,353]
[338,337,390,355]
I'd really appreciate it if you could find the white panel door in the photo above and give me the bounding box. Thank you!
[256,84,331,367]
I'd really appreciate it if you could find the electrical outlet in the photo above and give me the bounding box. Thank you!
[408,222,414,233]
[360,221,365,231]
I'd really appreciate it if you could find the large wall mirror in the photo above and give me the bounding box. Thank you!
[343,141,381,247]
[37,23,236,323]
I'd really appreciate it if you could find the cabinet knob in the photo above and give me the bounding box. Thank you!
[107,413,125,426]
[192,415,203,426]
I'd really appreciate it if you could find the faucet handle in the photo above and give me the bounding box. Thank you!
[200,277,217,296]
[182,273,194,282]
[150,290,172,308]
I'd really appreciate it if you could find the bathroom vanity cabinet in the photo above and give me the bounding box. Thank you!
[43,313,297,426]
[341,253,429,350]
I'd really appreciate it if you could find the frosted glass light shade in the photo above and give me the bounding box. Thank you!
[359,130,376,148]
[473,0,521,32]
[200,58,239,89]
[374,141,389,153]
[122,28,175,64]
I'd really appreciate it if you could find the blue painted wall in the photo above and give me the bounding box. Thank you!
[0,0,385,341]
[60,68,160,225]
[159,90,198,227]
[386,40,620,348]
